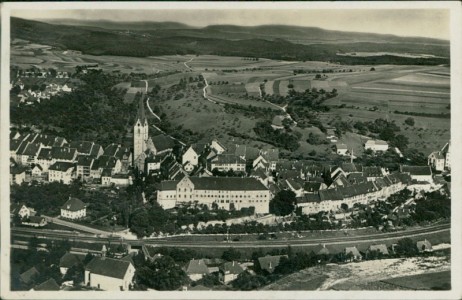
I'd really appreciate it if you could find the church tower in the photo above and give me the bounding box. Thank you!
[134,97,149,170]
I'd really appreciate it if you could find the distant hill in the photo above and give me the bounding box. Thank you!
[42,18,195,31]
[11,17,450,65]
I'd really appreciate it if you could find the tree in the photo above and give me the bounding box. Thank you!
[404,117,415,126]
[231,271,267,290]
[135,256,189,290]
[270,190,296,216]
[221,248,241,261]
[195,273,220,287]
[396,237,418,257]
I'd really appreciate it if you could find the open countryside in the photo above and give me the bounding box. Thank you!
[7,10,453,295]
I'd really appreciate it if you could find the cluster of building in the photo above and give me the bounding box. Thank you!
[9,131,134,186]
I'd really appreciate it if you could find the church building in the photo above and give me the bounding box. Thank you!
[133,98,150,170]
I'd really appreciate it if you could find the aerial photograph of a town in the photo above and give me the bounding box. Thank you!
[2,2,459,298]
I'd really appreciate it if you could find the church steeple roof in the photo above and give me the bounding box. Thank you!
[136,96,147,124]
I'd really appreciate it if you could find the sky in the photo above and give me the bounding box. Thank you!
[12,8,450,40]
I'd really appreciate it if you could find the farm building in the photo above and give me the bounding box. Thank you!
[335,143,348,155]
[364,139,388,152]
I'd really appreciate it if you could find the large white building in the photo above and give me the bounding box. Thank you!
[157,176,270,213]
[61,197,86,220]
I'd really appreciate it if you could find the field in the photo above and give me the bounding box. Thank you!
[11,44,451,154]
[11,39,192,73]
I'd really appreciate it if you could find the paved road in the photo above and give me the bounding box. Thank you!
[12,223,449,249]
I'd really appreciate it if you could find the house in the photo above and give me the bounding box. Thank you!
[22,216,47,228]
[364,139,388,152]
[182,144,206,167]
[76,155,94,180]
[61,197,86,220]
[48,162,75,184]
[36,148,53,172]
[31,164,43,177]
[363,166,384,181]
[271,115,286,129]
[312,244,333,257]
[151,134,175,156]
[10,166,26,185]
[185,259,210,281]
[249,168,270,187]
[344,246,362,261]
[285,179,304,197]
[219,261,244,284]
[428,141,451,171]
[32,278,60,291]
[20,267,40,286]
[252,155,270,171]
[16,142,42,166]
[146,153,169,175]
[84,256,135,291]
[257,149,278,170]
[13,204,36,219]
[157,176,271,213]
[211,154,246,173]
[210,139,227,155]
[110,173,133,186]
[336,143,348,155]
[101,168,112,186]
[59,252,86,275]
[416,239,433,253]
[258,255,287,274]
[400,165,432,182]
[50,146,78,163]
[104,144,132,172]
[367,244,389,256]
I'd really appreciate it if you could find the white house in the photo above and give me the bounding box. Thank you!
[10,166,26,185]
[14,204,36,219]
[336,143,348,155]
[210,139,227,155]
[60,197,86,220]
[48,162,75,184]
[211,154,246,173]
[182,146,200,167]
[219,261,244,284]
[365,139,388,152]
[428,141,451,171]
[84,257,135,291]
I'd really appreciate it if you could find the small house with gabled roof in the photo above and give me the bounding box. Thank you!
[258,255,287,274]
[219,261,244,284]
[185,259,210,281]
[84,256,135,291]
